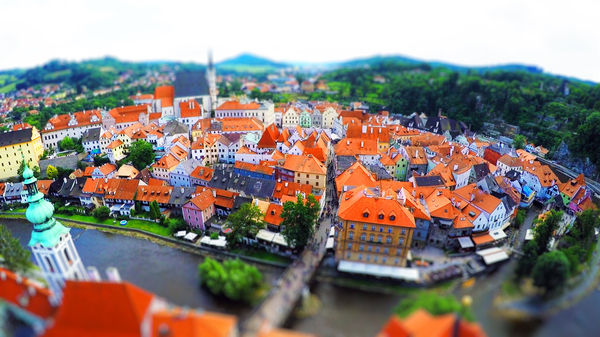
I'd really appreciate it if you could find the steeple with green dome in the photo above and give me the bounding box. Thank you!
[22,159,70,248]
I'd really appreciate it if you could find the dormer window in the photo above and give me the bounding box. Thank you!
[390,215,396,221]
[378,214,384,220]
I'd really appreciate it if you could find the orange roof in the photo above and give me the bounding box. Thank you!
[41,110,102,133]
[346,124,390,144]
[107,139,124,149]
[117,165,140,179]
[427,163,456,189]
[135,185,173,204]
[179,99,202,118]
[497,154,522,168]
[37,179,53,195]
[235,161,275,176]
[151,309,237,337]
[281,154,327,175]
[264,203,284,226]
[147,178,166,186]
[190,166,214,182]
[334,138,378,156]
[216,100,261,110]
[98,163,117,176]
[258,126,278,148]
[190,189,216,210]
[401,309,487,337]
[152,153,181,170]
[237,146,257,155]
[425,191,458,220]
[71,168,84,178]
[170,144,189,161]
[404,147,428,165]
[472,233,495,245]
[0,268,55,320]
[410,134,446,147]
[303,147,327,163]
[154,86,174,107]
[377,315,410,337]
[112,179,140,200]
[108,105,151,124]
[129,93,153,100]
[258,328,317,337]
[12,122,33,131]
[338,185,416,228]
[560,173,586,198]
[336,161,377,195]
[453,184,502,214]
[273,181,313,200]
[43,280,154,337]
[82,178,99,193]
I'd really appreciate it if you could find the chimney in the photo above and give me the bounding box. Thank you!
[346,140,350,145]
[87,266,102,281]
[181,187,184,194]
[470,193,475,202]
[362,125,367,134]
[453,164,458,171]
[212,189,216,198]
[361,141,364,148]
[106,267,122,282]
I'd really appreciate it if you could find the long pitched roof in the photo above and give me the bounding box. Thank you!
[280,154,327,175]
[43,280,154,337]
[0,268,55,320]
[42,110,101,133]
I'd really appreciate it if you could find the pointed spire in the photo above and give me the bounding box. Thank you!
[208,49,214,69]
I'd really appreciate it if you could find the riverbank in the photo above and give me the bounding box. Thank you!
[0,213,290,268]
[494,237,600,320]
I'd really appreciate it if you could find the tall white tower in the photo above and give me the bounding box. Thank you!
[206,50,217,112]
[22,160,87,304]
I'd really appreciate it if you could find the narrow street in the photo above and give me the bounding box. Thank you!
[242,169,338,336]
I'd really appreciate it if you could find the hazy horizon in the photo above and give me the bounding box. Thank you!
[1,0,599,82]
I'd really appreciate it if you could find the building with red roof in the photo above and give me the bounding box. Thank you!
[41,110,102,149]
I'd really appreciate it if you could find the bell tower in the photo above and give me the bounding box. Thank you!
[22,159,87,304]
[206,49,217,112]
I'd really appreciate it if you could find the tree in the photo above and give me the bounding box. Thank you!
[280,194,320,248]
[394,292,475,322]
[76,161,86,170]
[59,137,75,151]
[17,160,26,180]
[210,232,219,240]
[92,206,111,221]
[226,203,265,244]
[93,155,110,166]
[168,217,188,234]
[533,210,562,255]
[514,210,526,228]
[572,209,599,248]
[532,251,570,293]
[515,241,539,279]
[46,165,58,179]
[149,200,161,219]
[129,140,154,170]
[198,257,262,302]
[513,135,526,150]
[0,224,32,274]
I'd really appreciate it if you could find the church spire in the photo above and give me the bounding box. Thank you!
[23,158,87,304]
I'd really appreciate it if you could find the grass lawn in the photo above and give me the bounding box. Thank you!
[5,208,26,213]
[500,278,523,299]
[230,247,291,264]
[0,79,24,94]
[55,214,171,237]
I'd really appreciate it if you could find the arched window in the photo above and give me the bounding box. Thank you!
[369,234,375,242]
[45,257,54,272]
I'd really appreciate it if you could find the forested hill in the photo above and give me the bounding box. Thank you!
[322,61,600,166]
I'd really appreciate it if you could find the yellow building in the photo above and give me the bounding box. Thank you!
[335,186,415,268]
[0,127,43,179]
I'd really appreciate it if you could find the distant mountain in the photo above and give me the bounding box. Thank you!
[332,54,543,75]
[217,53,288,68]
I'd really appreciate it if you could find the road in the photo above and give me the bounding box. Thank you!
[241,170,338,336]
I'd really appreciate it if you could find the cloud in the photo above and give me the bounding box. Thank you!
[0,0,598,81]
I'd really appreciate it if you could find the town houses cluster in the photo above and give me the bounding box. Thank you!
[0,68,596,279]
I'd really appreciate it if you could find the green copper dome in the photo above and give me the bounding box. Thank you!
[28,218,70,248]
[22,162,34,180]
[26,198,55,225]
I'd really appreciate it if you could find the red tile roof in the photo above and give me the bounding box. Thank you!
[190,189,216,210]
[264,203,283,226]
[0,268,55,320]
[338,186,416,228]
[179,100,202,118]
[43,280,154,337]
[280,154,327,175]
[151,309,237,337]
[216,101,261,110]
[41,110,102,133]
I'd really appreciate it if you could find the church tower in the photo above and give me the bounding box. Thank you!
[22,159,87,304]
[206,49,217,112]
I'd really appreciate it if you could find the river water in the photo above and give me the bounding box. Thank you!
[3,219,282,321]
[6,218,600,337]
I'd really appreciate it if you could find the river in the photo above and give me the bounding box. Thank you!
[3,219,283,321]
[6,218,600,337]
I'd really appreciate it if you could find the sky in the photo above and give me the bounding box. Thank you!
[1,0,599,82]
